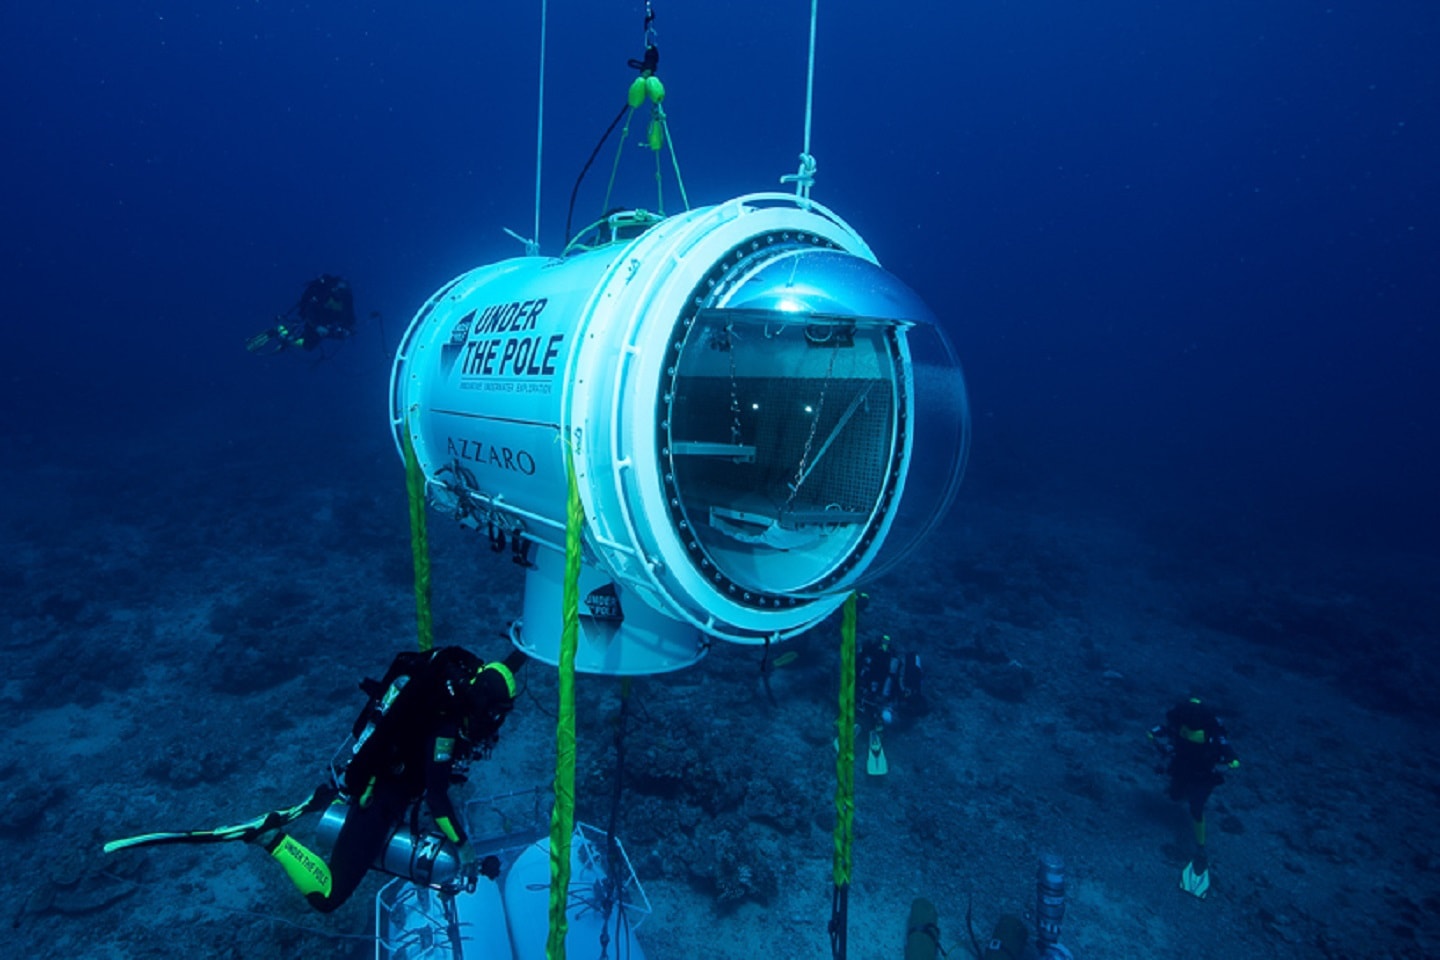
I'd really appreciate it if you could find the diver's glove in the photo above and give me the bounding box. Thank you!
[452,841,479,893]
[480,855,501,881]
[1148,726,1173,773]
[1148,726,1173,754]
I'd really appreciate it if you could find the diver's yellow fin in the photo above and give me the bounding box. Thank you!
[866,729,888,776]
[103,810,273,853]
[1180,861,1210,899]
[104,785,337,854]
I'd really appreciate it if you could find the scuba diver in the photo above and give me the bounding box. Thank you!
[856,634,924,775]
[105,645,526,914]
[1149,696,1240,899]
[246,273,357,354]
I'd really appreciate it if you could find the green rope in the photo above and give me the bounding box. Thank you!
[801,0,818,162]
[658,108,690,212]
[547,449,583,960]
[601,107,637,221]
[830,590,858,959]
[602,6,689,221]
[652,130,664,216]
[401,421,433,653]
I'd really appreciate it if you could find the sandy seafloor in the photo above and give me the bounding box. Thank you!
[3,403,1438,960]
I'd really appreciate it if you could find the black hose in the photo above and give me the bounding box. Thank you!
[564,102,630,248]
[966,893,983,960]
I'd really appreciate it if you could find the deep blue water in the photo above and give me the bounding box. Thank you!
[5,1,1435,552]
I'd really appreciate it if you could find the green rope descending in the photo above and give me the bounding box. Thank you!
[830,591,858,960]
[648,100,690,216]
[402,421,434,653]
[547,449,583,960]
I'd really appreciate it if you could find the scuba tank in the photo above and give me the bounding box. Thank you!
[1036,853,1066,950]
[1035,852,1075,960]
[338,648,482,797]
[912,853,1077,960]
[353,675,408,755]
[316,804,465,889]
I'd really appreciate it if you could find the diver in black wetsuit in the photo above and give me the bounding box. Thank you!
[855,634,924,775]
[1149,697,1240,898]
[246,274,357,354]
[252,646,526,913]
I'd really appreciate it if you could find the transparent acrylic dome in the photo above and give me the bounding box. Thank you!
[658,244,970,603]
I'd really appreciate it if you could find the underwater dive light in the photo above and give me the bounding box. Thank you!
[390,193,969,675]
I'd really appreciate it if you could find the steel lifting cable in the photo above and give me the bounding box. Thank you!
[533,0,547,251]
[781,0,821,201]
[505,0,549,255]
[593,676,635,960]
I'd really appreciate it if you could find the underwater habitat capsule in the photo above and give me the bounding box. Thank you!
[391,193,970,675]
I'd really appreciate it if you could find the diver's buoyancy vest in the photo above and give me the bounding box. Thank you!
[342,648,480,795]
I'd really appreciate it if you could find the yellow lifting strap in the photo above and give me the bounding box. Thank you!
[402,420,434,653]
[547,449,584,959]
[833,592,858,887]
